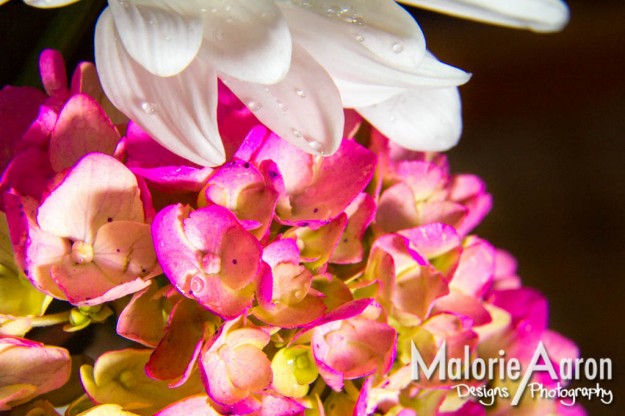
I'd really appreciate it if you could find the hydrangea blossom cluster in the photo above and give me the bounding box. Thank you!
[0,51,582,415]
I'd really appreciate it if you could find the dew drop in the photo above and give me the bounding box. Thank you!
[213,30,224,41]
[355,34,364,43]
[392,42,404,54]
[277,100,288,112]
[389,115,397,122]
[164,35,171,41]
[308,140,323,153]
[248,101,262,112]
[148,18,156,25]
[141,102,157,114]
[352,17,364,26]
[295,88,306,98]
[291,128,303,138]
[190,276,205,294]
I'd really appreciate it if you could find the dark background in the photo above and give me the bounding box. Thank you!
[1,1,623,414]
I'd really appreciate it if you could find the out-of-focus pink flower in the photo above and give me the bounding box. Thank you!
[5,153,157,305]
[0,336,70,410]
[152,204,262,320]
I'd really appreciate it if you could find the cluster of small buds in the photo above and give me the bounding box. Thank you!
[0,51,581,415]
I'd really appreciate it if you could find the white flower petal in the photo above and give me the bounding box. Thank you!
[279,0,426,75]
[336,52,470,107]
[95,9,225,167]
[199,0,292,84]
[357,86,462,152]
[280,0,469,94]
[107,0,204,76]
[400,0,569,32]
[23,0,79,8]
[220,42,344,156]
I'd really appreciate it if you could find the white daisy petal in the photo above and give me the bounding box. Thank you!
[400,0,569,32]
[336,52,470,107]
[24,0,80,7]
[199,0,292,84]
[357,86,462,152]
[107,0,204,77]
[279,0,426,74]
[95,9,225,166]
[280,0,468,93]
[220,42,344,156]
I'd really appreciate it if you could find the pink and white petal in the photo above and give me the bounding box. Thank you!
[398,223,461,259]
[201,347,248,405]
[96,9,225,166]
[432,290,492,326]
[93,221,158,279]
[4,193,68,299]
[279,0,426,75]
[200,0,291,84]
[279,140,376,224]
[49,94,121,171]
[182,205,261,290]
[262,238,301,269]
[254,393,305,416]
[117,281,167,348]
[400,0,569,32]
[38,153,144,243]
[253,295,326,328]
[357,86,462,152]
[156,394,222,416]
[223,344,272,392]
[50,259,149,305]
[376,184,420,232]
[0,337,70,399]
[107,0,203,77]
[152,204,204,294]
[451,237,495,297]
[221,42,343,157]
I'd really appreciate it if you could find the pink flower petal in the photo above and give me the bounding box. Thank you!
[49,94,121,172]
[38,153,144,244]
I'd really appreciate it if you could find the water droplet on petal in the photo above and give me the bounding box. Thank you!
[277,100,288,112]
[308,140,323,153]
[141,102,157,114]
[291,128,303,138]
[389,115,397,122]
[355,34,364,43]
[295,88,306,98]
[248,101,262,111]
[213,30,224,41]
[164,35,171,42]
[148,18,156,25]
[190,276,205,294]
[392,42,404,53]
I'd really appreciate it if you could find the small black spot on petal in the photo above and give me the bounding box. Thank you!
[313,208,319,213]
[107,217,113,222]
[232,259,238,265]
[243,162,250,169]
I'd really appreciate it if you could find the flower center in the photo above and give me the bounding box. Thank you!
[70,241,94,264]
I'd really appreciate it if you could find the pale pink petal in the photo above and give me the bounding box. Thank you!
[38,153,144,244]
[49,94,121,171]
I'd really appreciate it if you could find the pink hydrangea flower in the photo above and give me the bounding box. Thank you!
[6,153,157,305]
[153,203,262,319]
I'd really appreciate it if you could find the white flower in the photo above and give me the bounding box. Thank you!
[94,0,568,166]
[0,0,79,7]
